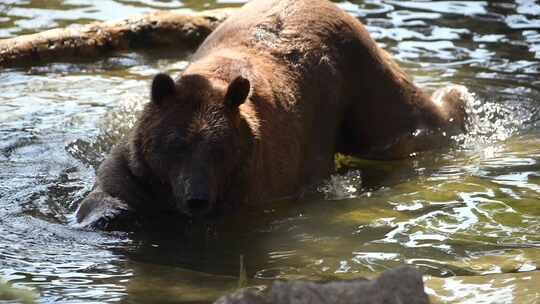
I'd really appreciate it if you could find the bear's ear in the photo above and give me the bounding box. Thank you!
[225,76,251,109]
[151,73,176,106]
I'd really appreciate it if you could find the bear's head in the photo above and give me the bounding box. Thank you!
[131,73,254,217]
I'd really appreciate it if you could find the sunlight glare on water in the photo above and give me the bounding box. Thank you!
[0,0,539,303]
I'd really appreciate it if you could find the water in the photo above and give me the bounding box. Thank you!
[1,0,539,303]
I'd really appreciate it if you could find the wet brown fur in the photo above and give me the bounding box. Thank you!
[75,0,466,229]
[183,0,464,201]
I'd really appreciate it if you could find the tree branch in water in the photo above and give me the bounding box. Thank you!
[0,9,234,68]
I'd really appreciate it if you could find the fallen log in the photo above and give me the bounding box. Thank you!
[0,9,234,68]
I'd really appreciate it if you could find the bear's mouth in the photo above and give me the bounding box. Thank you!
[173,196,225,219]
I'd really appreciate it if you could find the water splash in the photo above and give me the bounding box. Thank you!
[317,170,362,200]
[452,89,535,151]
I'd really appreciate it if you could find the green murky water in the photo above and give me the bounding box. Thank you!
[1,1,539,303]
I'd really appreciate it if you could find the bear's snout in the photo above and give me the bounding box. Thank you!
[173,169,214,217]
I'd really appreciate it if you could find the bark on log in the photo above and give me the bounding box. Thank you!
[0,9,234,68]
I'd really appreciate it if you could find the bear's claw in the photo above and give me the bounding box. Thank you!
[74,191,136,231]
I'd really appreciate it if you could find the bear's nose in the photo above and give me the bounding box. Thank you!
[186,198,211,216]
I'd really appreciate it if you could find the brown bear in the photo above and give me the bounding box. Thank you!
[75,0,468,230]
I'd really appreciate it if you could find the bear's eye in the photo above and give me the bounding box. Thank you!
[163,131,188,151]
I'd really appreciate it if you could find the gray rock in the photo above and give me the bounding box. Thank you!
[215,266,429,304]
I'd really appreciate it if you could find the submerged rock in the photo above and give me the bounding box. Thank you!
[215,266,429,304]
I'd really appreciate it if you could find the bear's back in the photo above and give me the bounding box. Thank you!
[192,0,363,66]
